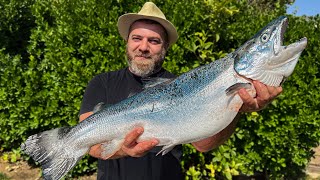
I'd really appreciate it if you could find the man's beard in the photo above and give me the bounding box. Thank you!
[126,47,166,77]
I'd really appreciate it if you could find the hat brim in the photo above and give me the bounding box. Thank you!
[118,13,178,46]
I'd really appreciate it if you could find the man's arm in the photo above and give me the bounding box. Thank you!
[192,81,283,152]
[79,112,158,160]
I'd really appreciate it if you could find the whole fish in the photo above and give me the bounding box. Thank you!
[21,16,307,180]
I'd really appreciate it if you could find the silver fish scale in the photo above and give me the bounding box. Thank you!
[70,57,240,150]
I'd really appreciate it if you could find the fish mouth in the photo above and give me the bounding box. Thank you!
[273,17,288,55]
[269,38,307,68]
[270,17,307,68]
[279,17,288,46]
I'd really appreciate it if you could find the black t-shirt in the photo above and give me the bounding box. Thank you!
[80,67,183,180]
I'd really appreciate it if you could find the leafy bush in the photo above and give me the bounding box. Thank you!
[0,0,319,179]
[0,172,10,180]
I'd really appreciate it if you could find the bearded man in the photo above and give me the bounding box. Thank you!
[79,2,282,180]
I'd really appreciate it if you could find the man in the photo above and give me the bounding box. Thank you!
[79,2,282,180]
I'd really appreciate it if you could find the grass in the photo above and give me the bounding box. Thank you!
[0,172,10,180]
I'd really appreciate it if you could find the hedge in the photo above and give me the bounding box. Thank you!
[0,0,319,179]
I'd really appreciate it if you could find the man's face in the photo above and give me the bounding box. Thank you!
[126,21,167,77]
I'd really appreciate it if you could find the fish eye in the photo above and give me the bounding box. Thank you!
[261,33,269,42]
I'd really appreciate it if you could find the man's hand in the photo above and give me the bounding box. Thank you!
[81,112,158,160]
[239,80,283,112]
[192,80,283,152]
[110,127,159,159]
[90,127,158,159]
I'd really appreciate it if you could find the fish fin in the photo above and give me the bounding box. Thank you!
[141,77,174,89]
[280,76,286,86]
[225,83,252,96]
[100,139,124,159]
[93,102,111,113]
[128,92,137,98]
[21,127,87,180]
[156,144,176,156]
[93,102,105,113]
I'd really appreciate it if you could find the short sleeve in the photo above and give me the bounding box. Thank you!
[79,74,107,115]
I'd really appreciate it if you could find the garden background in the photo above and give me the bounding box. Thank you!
[0,0,319,179]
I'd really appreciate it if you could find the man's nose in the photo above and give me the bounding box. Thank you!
[139,39,149,52]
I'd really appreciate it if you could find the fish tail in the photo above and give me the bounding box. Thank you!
[21,127,84,180]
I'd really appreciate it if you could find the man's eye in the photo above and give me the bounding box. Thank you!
[132,37,141,41]
[149,39,160,44]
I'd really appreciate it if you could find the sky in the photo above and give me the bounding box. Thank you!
[286,0,320,16]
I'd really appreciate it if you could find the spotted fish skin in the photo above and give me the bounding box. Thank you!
[21,16,307,180]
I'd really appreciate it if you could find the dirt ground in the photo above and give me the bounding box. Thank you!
[0,160,41,180]
[0,159,96,180]
[0,147,319,180]
[307,146,320,179]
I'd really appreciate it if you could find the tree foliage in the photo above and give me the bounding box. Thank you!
[0,0,319,179]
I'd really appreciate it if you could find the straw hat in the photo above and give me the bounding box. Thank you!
[117,2,178,47]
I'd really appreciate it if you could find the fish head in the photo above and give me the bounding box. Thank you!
[233,16,307,86]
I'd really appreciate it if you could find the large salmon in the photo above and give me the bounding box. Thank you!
[21,16,307,180]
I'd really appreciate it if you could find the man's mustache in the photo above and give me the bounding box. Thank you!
[134,53,151,58]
